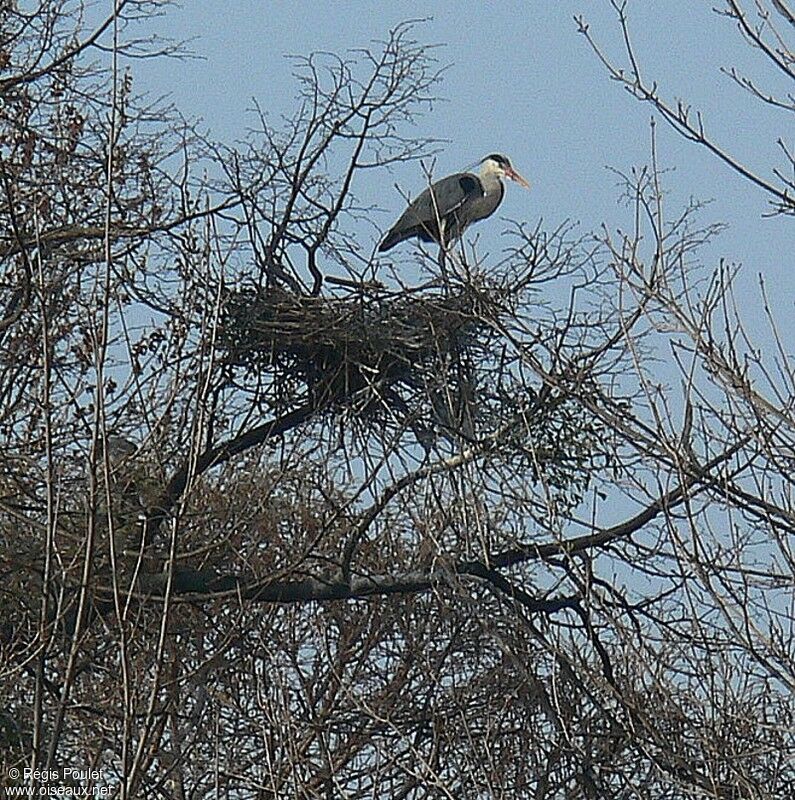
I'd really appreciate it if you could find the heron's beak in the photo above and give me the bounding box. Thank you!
[507,167,530,189]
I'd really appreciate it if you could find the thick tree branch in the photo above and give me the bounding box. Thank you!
[142,403,317,544]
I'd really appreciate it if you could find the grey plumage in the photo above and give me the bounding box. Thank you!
[379,153,529,253]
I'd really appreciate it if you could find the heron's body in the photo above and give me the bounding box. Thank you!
[379,154,528,253]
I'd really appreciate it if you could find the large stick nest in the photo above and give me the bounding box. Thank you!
[219,283,505,413]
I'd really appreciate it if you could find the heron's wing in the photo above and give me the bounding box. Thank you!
[379,172,484,251]
[397,173,482,228]
[423,173,482,220]
[453,175,483,203]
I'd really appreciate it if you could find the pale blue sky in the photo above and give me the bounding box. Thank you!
[131,1,793,320]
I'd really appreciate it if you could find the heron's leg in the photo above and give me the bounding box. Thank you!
[436,219,450,287]
[438,220,454,289]
[457,241,468,270]
[437,245,449,284]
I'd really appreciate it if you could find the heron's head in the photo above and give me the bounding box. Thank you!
[480,153,530,188]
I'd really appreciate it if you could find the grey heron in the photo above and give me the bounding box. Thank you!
[378,154,529,253]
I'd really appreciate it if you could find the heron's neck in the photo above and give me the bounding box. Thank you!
[478,165,503,193]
